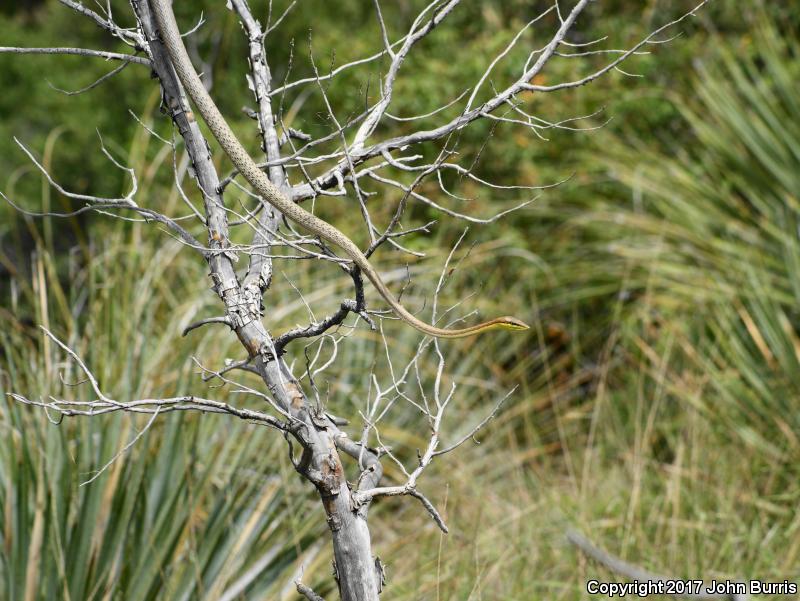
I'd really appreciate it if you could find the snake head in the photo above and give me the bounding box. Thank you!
[499,316,530,331]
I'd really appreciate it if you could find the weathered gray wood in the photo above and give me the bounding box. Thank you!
[228,0,287,298]
[132,2,382,598]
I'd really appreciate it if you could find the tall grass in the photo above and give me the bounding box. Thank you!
[378,15,800,600]
[0,133,334,600]
[593,19,800,455]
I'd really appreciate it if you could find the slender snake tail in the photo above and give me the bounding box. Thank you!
[151,0,529,338]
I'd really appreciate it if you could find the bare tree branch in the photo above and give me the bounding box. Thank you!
[296,581,325,601]
[0,46,150,65]
[567,530,750,601]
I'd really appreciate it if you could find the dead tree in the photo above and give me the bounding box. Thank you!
[3,1,708,599]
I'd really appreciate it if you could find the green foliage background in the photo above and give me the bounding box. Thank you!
[1,1,799,599]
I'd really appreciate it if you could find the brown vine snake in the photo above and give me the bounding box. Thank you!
[151,0,529,338]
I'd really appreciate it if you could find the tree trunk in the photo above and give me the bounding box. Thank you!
[326,483,382,601]
[132,3,383,597]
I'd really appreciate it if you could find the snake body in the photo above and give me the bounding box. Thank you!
[151,0,529,338]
